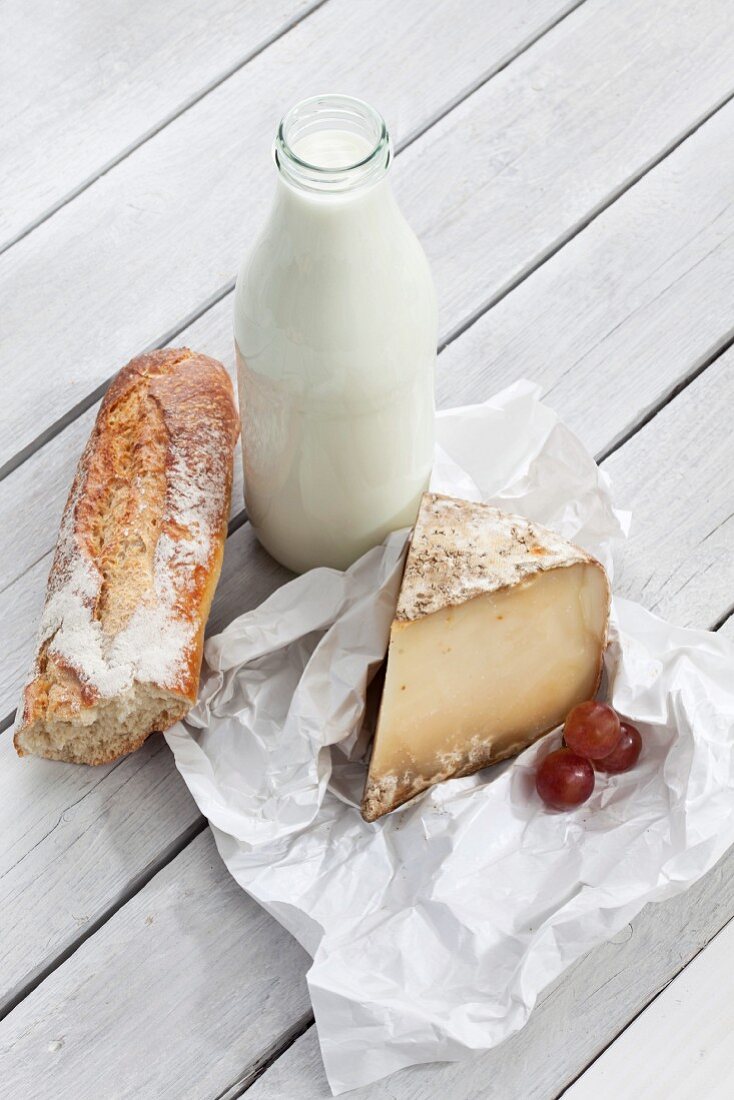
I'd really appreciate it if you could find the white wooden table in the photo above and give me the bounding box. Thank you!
[2,2,733,1096]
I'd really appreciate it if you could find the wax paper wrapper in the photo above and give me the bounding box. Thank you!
[165,381,734,1094]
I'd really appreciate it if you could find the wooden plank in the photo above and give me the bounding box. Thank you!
[603,349,734,631]
[434,97,734,460]
[3,0,733,471]
[4,77,734,1029]
[564,915,734,1099]
[4,86,734,719]
[0,0,583,709]
[0,828,313,1100]
[244,850,734,1100]
[1,309,732,1093]
[0,737,190,1008]
[0,0,575,472]
[0,0,318,249]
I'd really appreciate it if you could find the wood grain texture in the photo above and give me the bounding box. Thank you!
[564,912,734,1099]
[0,0,574,470]
[0,0,583,711]
[604,349,734,631]
[434,96,734,458]
[4,763,734,1100]
[3,0,734,471]
[244,847,734,1100]
[0,737,188,1008]
[0,0,317,247]
[0,829,313,1100]
[237,364,734,1097]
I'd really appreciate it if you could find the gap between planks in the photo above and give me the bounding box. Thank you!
[2,0,732,1065]
[438,82,734,356]
[712,603,734,632]
[5,66,731,485]
[0,276,238,483]
[597,326,734,464]
[0,0,586,485]
[220,898,734,1098]
[0,0,330,259]
[0,816,207,1023]
[553,909,734,1099]
[213,1012,316,1100]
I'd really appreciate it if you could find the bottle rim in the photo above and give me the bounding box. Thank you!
[274,94,391,194]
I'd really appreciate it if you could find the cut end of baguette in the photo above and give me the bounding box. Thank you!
[14,686,189,765]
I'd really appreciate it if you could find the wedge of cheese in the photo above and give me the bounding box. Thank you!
[361,493,611,822]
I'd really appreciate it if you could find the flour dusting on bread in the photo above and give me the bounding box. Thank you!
[14,348,239,765]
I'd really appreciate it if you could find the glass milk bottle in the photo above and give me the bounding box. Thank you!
[234,94,436,573]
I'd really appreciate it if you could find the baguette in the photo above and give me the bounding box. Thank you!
[14,348,239,765]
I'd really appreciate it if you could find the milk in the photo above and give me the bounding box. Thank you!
[290,127,374,168]
[234,95,436,573]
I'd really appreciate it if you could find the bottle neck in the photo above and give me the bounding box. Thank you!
[274,94,391,197]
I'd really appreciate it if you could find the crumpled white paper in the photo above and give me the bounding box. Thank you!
[165,381,734,1095]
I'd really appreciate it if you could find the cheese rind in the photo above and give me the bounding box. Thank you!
[396,493,602,621]
[361,494,610,822]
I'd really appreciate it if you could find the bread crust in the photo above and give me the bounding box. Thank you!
[14,348,239,765]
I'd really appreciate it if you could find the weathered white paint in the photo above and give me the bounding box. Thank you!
[0,829,313,1099]
[564,906,734,1099]
[434,97,734,458]
[0,737,191,1010]
[0,0,576,467]
[4,785,734,1100]
[0,0,316,247]
[605,349,734,630]
[2,0,733,469]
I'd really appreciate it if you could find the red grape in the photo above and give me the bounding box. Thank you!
[536,748,595,810]
[564,701,621,760]
[595,720,642,773]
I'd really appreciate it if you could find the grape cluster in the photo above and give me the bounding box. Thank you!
[535,702,642,811]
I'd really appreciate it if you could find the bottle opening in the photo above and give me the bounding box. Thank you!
[275,94,391,194]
